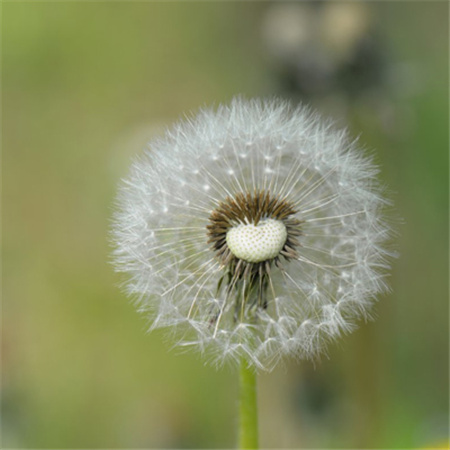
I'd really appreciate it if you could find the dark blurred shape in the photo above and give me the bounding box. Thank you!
[294,367,336,417]
[261,2,387,100]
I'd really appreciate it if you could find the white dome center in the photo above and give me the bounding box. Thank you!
[226,219,287,263]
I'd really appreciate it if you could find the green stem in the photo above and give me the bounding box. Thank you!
[238,357,259,449]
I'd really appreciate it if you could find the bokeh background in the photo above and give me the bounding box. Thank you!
[3,1,448,449]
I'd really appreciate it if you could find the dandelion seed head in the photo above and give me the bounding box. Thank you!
[112,97,394,371]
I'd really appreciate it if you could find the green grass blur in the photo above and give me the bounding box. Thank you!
[3,2,448,449]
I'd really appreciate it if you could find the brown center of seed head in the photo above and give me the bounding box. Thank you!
[206,190,303,313]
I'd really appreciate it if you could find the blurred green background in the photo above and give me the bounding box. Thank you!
[3,2,448,448]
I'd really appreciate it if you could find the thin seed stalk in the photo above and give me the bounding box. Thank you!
[238,356,258,449]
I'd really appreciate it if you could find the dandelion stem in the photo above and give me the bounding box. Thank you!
[238,357,258,449]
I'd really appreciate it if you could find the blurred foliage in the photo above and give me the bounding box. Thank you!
[3,2,448,449]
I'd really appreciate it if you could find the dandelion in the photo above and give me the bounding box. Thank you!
[112,97,392,372]
[112,97,394,447]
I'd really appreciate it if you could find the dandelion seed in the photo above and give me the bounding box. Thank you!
[112,97,393,371]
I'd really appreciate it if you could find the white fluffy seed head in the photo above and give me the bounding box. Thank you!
[226,219,287,263]
[112,97,394,371]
